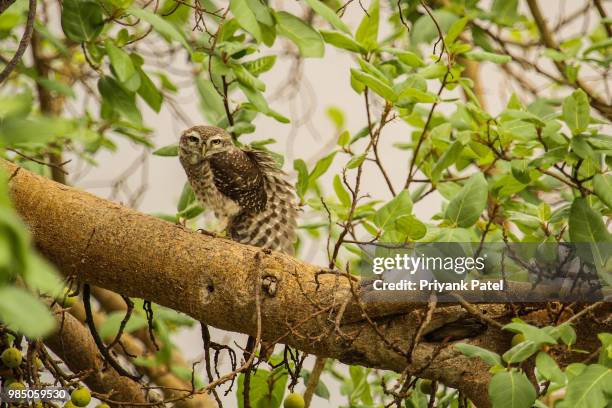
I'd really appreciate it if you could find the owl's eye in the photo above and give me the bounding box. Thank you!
[187,135,199,143]
[211,139,222,145]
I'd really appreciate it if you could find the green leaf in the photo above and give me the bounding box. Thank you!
[562,89,590,135]
[503,341,539,364]
[431,141,463,182]
[177,182,195,212]
[237,367,288,408]
[136,68,163,112]
[584,37,612,55]
[106,41,139,89]
[338,130,350,146]
[333,175,351,207]
[444,173,488,228]
[23,254,63,297]
[326,106,344,129]
[153,144,178,156]
[178,202,204,219]
[129,8,191,51]
[346,153,366,169]
[275,11,325,58]
[397,87,437,103]
[239,85,290,123]
[564,364,612,408]
[350,69,396,101]
[98,76,142,124]
[535,352,566,384]
[389,215,427,241]
[503,322,557,346]
[598,333,612,367]
[308,152,336,186]
[232,63,266,91]
[593,174,612,209]
[320,30,365,53]
[244,55,277,75]
[98,311,148,340]
[454,343,502,366]
[0,287,55,338]
[511,159,531,184]
[229,0,262,42]
[196,77,225,123]
[314,379,330,399]
[245,0,273,27]
[558,323,577,346]
[36,78,76,98]
[293,159,309,199]
[445,16,469,45]
[382,48,424,67]
[488,371,537,408]
[305,0,350,34]
[355,0,379,51]
[569,198,611,243]
[464,50,511,64]
[411,9,457,45]
[491,0,519,25]
[571,136,596,160]
[61,0,104,42]
[374,190,412,230]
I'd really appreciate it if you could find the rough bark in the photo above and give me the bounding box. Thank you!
[46,306,147,405]
[6,162,610,407]
[86,287,218,408]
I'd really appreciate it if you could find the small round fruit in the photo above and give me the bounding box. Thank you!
[419,379,434,394]
[511,334,525,347]
[283,393,305,408]
[7,381,25,391]
[96,404,110,408]
[1,347,22,368]
[71,387,91,407]
[64,401,77,408]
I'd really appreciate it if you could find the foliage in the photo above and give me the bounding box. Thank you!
[0,0,610,406]
[457,320,612,408]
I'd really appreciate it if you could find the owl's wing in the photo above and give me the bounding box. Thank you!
[228,148,298,255]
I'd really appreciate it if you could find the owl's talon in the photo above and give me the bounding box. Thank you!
[196,228,219,238]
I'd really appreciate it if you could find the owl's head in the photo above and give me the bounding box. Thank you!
[179,126,233,166]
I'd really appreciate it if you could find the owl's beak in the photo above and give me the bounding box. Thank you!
[201,145,207,156]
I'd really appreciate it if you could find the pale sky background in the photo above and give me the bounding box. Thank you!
[58,0,610,406]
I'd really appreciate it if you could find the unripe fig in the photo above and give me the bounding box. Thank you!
[283,393,305,408]
[1,347,22,368]
[71,387,91,407]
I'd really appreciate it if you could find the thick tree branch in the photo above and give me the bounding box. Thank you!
[45,306,148,405]
[5,162,610,407]
[69,296,218,408]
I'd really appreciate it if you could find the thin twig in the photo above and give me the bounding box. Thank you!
[0,0,36,84]
[82,284,141,381]
[6,148,71,175]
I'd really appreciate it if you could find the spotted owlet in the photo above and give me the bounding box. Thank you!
[178,125,297,254]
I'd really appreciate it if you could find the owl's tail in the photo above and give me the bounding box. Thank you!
[229,173,297,255]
